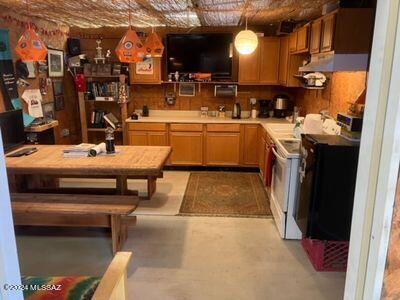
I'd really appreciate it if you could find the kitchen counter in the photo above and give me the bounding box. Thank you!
[125,111,290,130]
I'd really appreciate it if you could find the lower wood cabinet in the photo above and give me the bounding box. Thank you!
[169,132,203,165]
[243,125,259,165]
[128,131,167,146]
[206,132,240,166]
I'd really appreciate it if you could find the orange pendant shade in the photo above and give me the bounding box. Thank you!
[143,32,164,58]
[115,28,145,63]
[15,28,48,62]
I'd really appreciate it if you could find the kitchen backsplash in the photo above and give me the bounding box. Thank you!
[129,85,295,112]
[296,72,367,118]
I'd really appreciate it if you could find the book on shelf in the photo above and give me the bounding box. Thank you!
[103,112,121,129]
[90,109,107,128]
[86,81,129,102]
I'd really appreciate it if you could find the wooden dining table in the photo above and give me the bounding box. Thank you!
[6,145,172,196]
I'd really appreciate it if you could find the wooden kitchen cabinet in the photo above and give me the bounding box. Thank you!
[206,132,241,166]
[238,41,261,84]
[289,32,297,53]
[296,25,309,53]
[278,37,289,85]
[238,37,280,85]
[128,131,167,146]
[310,19,322,54]
[243,125,259,165]
[129,57,162,84]
[278,36,306,87]
[169,132,203,165]
[320,13,336,52]
[259,37,280,84]
[129,131,147,146]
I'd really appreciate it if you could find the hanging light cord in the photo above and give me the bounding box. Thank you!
[26,0,30,29]
[128,0,131,28]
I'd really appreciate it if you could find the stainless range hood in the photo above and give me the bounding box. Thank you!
[299,51,370,72]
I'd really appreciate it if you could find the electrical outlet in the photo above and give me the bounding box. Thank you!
[61,129,70,137]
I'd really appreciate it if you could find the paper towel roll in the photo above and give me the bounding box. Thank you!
[89,142,106,157]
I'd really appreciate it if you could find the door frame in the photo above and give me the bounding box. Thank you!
[0,134,23,299]
[344,1,400,299]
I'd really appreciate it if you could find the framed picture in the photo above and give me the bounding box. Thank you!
[52,80,64,111]
[179,83,196,97]
[47,48,64,77]
[136,58,154,75]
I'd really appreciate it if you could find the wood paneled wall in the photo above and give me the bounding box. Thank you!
[0,10,80,144]
[296,72,367,117]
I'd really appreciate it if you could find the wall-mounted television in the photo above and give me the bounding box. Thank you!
[166,33,233,80]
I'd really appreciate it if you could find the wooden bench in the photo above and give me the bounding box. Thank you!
[11,193,139,254]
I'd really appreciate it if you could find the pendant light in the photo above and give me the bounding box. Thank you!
[143,27,164,58]
[15,0,48,61]
[234,17,258,55]
[115,0,145,63]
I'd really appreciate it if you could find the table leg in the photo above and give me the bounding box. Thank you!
[147,176,157,200]
[116,176,128,195]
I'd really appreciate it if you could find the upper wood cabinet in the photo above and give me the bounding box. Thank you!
[289,33,297,52]
[320,14,336,53]
[259,37,280,84]
[238,37,280,85]
[278,36,289,85]
[289,25,309,54]
[129,58,162,84]
[310,19,322,54]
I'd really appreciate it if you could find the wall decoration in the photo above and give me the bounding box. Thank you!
[15,28,48,61]
[43,102,55,121]
[179,83,196,97]
[143,31,164,58]
[0,29,18,110]
[53,80,64,111]
[136,58,154,75]
[21,89,43,118]
[47,48,64,77]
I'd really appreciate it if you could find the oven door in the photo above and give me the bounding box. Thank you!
[271,147,290,212]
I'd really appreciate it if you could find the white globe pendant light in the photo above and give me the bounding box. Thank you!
[234,17,258,55]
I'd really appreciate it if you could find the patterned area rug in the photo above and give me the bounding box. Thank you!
[179,172,272,217]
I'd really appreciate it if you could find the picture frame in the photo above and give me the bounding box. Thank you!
[47,48,64,77]
[179,83,196,97]
[136,58,154,75]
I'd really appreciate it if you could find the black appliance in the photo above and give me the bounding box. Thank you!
[67,38,81,56]
[166,34,233,80]
[295,134,360,241]
[273,94,292,118]
[232,103,241,119]
[0,109,25,153]
[258,99,271,118]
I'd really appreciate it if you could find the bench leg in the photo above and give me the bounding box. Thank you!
[111,215,128,255]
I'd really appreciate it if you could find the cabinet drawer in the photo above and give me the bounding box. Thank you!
[128,123,166,131]
[207,124,240,132]
[170,123,203,132]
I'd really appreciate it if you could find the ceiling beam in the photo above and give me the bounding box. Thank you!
[191,0,207,26]
[134,0,173,26]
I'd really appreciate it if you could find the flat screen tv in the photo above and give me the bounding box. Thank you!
[167,33,233,79]
[0,109,25,153]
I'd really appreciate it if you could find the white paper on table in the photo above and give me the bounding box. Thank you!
[22,89,43,118]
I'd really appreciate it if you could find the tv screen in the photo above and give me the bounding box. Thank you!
[167,33,233,78]
[0,109,25,153]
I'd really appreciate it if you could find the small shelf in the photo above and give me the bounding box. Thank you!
[160,81,238,85]
[86,75,122,78]
[85,99,131,103]
[300,85,326,90]
[87,127,123,132]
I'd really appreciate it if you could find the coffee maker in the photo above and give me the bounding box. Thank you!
[258,99,272,118]
[273,94,292,118]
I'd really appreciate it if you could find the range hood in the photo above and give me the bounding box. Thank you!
[299,52,370,72]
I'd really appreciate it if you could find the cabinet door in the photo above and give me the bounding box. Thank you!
[278,37,289,85]
[148,131,167,146]
[238,40,260,84]
[129,58,162,84]
[206,133,240,165]
[243,125,259,165]
[289,32,297,53]
[129,131,148,145]
[321,14,336,52]
[259,37,280,84]
[310,19,322,54]
[169,132,203,165]
[296,25,309,53]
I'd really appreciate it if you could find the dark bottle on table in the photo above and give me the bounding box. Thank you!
[142,105,149,117]
[105,127,115,154]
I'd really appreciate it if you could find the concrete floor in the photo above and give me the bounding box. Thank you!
[16,171,346,300]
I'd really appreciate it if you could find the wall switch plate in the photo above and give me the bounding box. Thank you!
[61,129,70,137]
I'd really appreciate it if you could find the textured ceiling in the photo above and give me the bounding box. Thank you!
[0,0,336,28]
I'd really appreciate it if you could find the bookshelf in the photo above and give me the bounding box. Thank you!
[78,74,129,144]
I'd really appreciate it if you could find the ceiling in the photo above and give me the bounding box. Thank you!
[0,0,336,28]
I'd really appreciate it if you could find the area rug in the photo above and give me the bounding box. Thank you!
[179,172,272,217]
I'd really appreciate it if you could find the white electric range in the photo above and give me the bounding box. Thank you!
[264,124,302,240]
